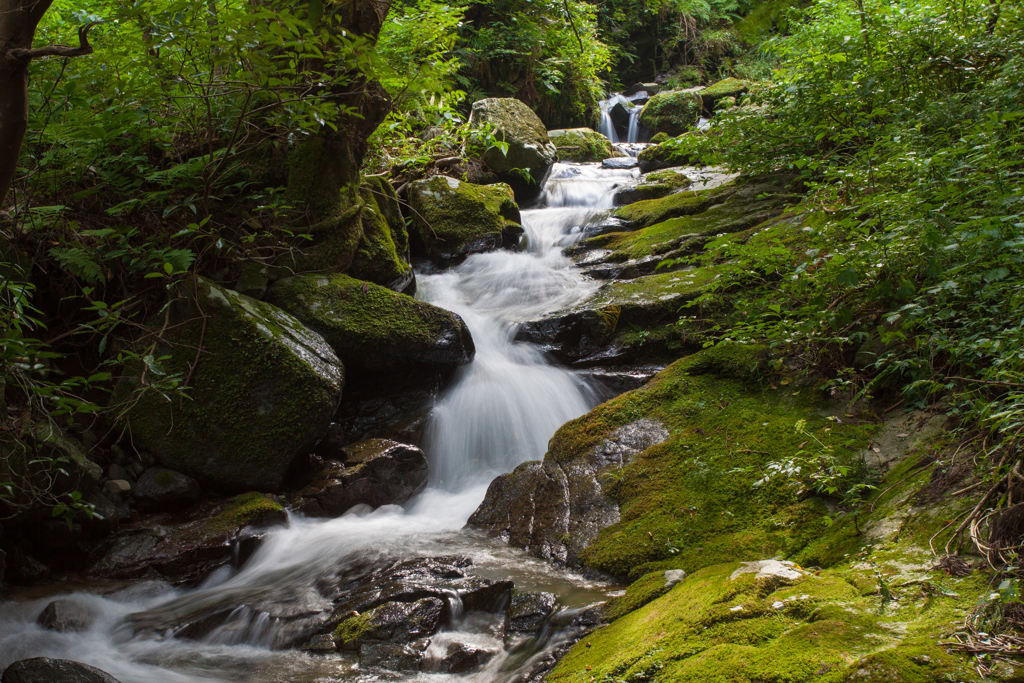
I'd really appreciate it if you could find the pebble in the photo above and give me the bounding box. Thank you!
[103,479,132,494]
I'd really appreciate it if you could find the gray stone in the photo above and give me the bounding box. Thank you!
[134,467,201,513]
[37,599,95,633]
[106,464,129,481]
[602,157,638,169]
[103,480,131,495]
[468,418,669,567]
[360,641,428,671]
[292,439,428,517]
[1,658,121,683]
[335,598,447,650]
[664,569,686,588]
[508,592,557,632]
[436,643,498,673]
[468,98,558,200]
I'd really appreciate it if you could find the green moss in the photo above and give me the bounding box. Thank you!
[612,182,733,229]
[348,180,413,291]
[204,492,286,535]
[648,132,670,145]
[265,273,471,376]
[549,554,984,683]
[549,128,623,162]
[637,137,698,171]
[407,176,522,264]
[699,77,751,102]
[604,570,675,621]
[638,91,703,137]
[332,612,373,647]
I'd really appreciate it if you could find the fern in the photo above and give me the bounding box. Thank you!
[49,247,105,284]
[600,305,622,332]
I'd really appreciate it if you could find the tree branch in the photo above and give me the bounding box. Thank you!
[9,21,102,62]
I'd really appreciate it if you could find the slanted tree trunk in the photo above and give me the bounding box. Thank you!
[0,0,96,207]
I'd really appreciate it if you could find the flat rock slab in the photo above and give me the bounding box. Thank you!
[730,560,806,582]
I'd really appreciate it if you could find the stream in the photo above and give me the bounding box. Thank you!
[0,163,641,682]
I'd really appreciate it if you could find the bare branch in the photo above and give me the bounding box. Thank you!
[9,21,102,62]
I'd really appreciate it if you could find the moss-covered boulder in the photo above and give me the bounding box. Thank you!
[548,128,625,162]
[406,176,523,266]
[265,273,474,381]
[91,492,286,583]
[613,168,693,205]
[638,90,703,137]
[697,77,751,112]
[468,98,558,200]
[119,277,344,491]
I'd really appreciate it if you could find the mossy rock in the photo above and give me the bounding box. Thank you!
[548,128,625,162]
[468,98,558,200]
[118,277,344,492]
[265,273,474,381]
[698,77,751,112]
[469,343,879,579]
[349,176,414,293]
[612,179,736,230]
[638,90,703,137]
[406,176,524,266]
[648,132,670,145]
[613,168,693,205]
[637,136,701,173]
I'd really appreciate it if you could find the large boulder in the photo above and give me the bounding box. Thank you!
[406,176,523,266]
[548,128,624,163]
[467,418,669,566]
[468,98,558,200]
[117,277,344,492]
[91,492,286,583]
[133,467,201,513]
[637,90,702,137]
[614,168,693,205]
[291,439,429,517]
[1,658,121,683]
[265,273,474,382]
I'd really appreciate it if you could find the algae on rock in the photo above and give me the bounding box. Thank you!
[548,128,625,163]
[118,277,344,492]
[406,176,523,266]
[638,91,703,137]
[266,272,474,381]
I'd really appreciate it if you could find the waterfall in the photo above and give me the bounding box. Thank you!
[0,164,635,683]
[598,91,649,145]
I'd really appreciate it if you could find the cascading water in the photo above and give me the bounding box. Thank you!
[0,163,634,683]
[597,92,649,146]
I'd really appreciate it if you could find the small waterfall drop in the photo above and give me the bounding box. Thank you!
[598,91,649,144]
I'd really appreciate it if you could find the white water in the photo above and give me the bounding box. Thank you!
[598,92,648,145]
[0,164,632,683]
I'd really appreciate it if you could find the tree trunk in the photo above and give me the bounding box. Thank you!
[0,0,53,208]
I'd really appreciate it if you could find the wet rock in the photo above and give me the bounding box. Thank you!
[335,597,447,650]
[1,658,121,683]
[134,467,201,513]
[468,98,558,201]
[468,419,669,566]
[608,100,632,135]
[333,387,435,447]
[116,277,344,492]
[81,493,119,538]
[37,599,95,633]
[302,633,337,652]
[266,273,474,383]
[234,261,270,299]
[348,176,415,294]
[291,439,428,517]
[361,640,430,670]
[436,643,498,673]
[613,168,692,205]
[638,90,702,137]
[623,82,660,97]
[602,157,638,169]
[91,492,286,583]
[548,128,624,163]
[406,176,524,267]
[508,592,557,632]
